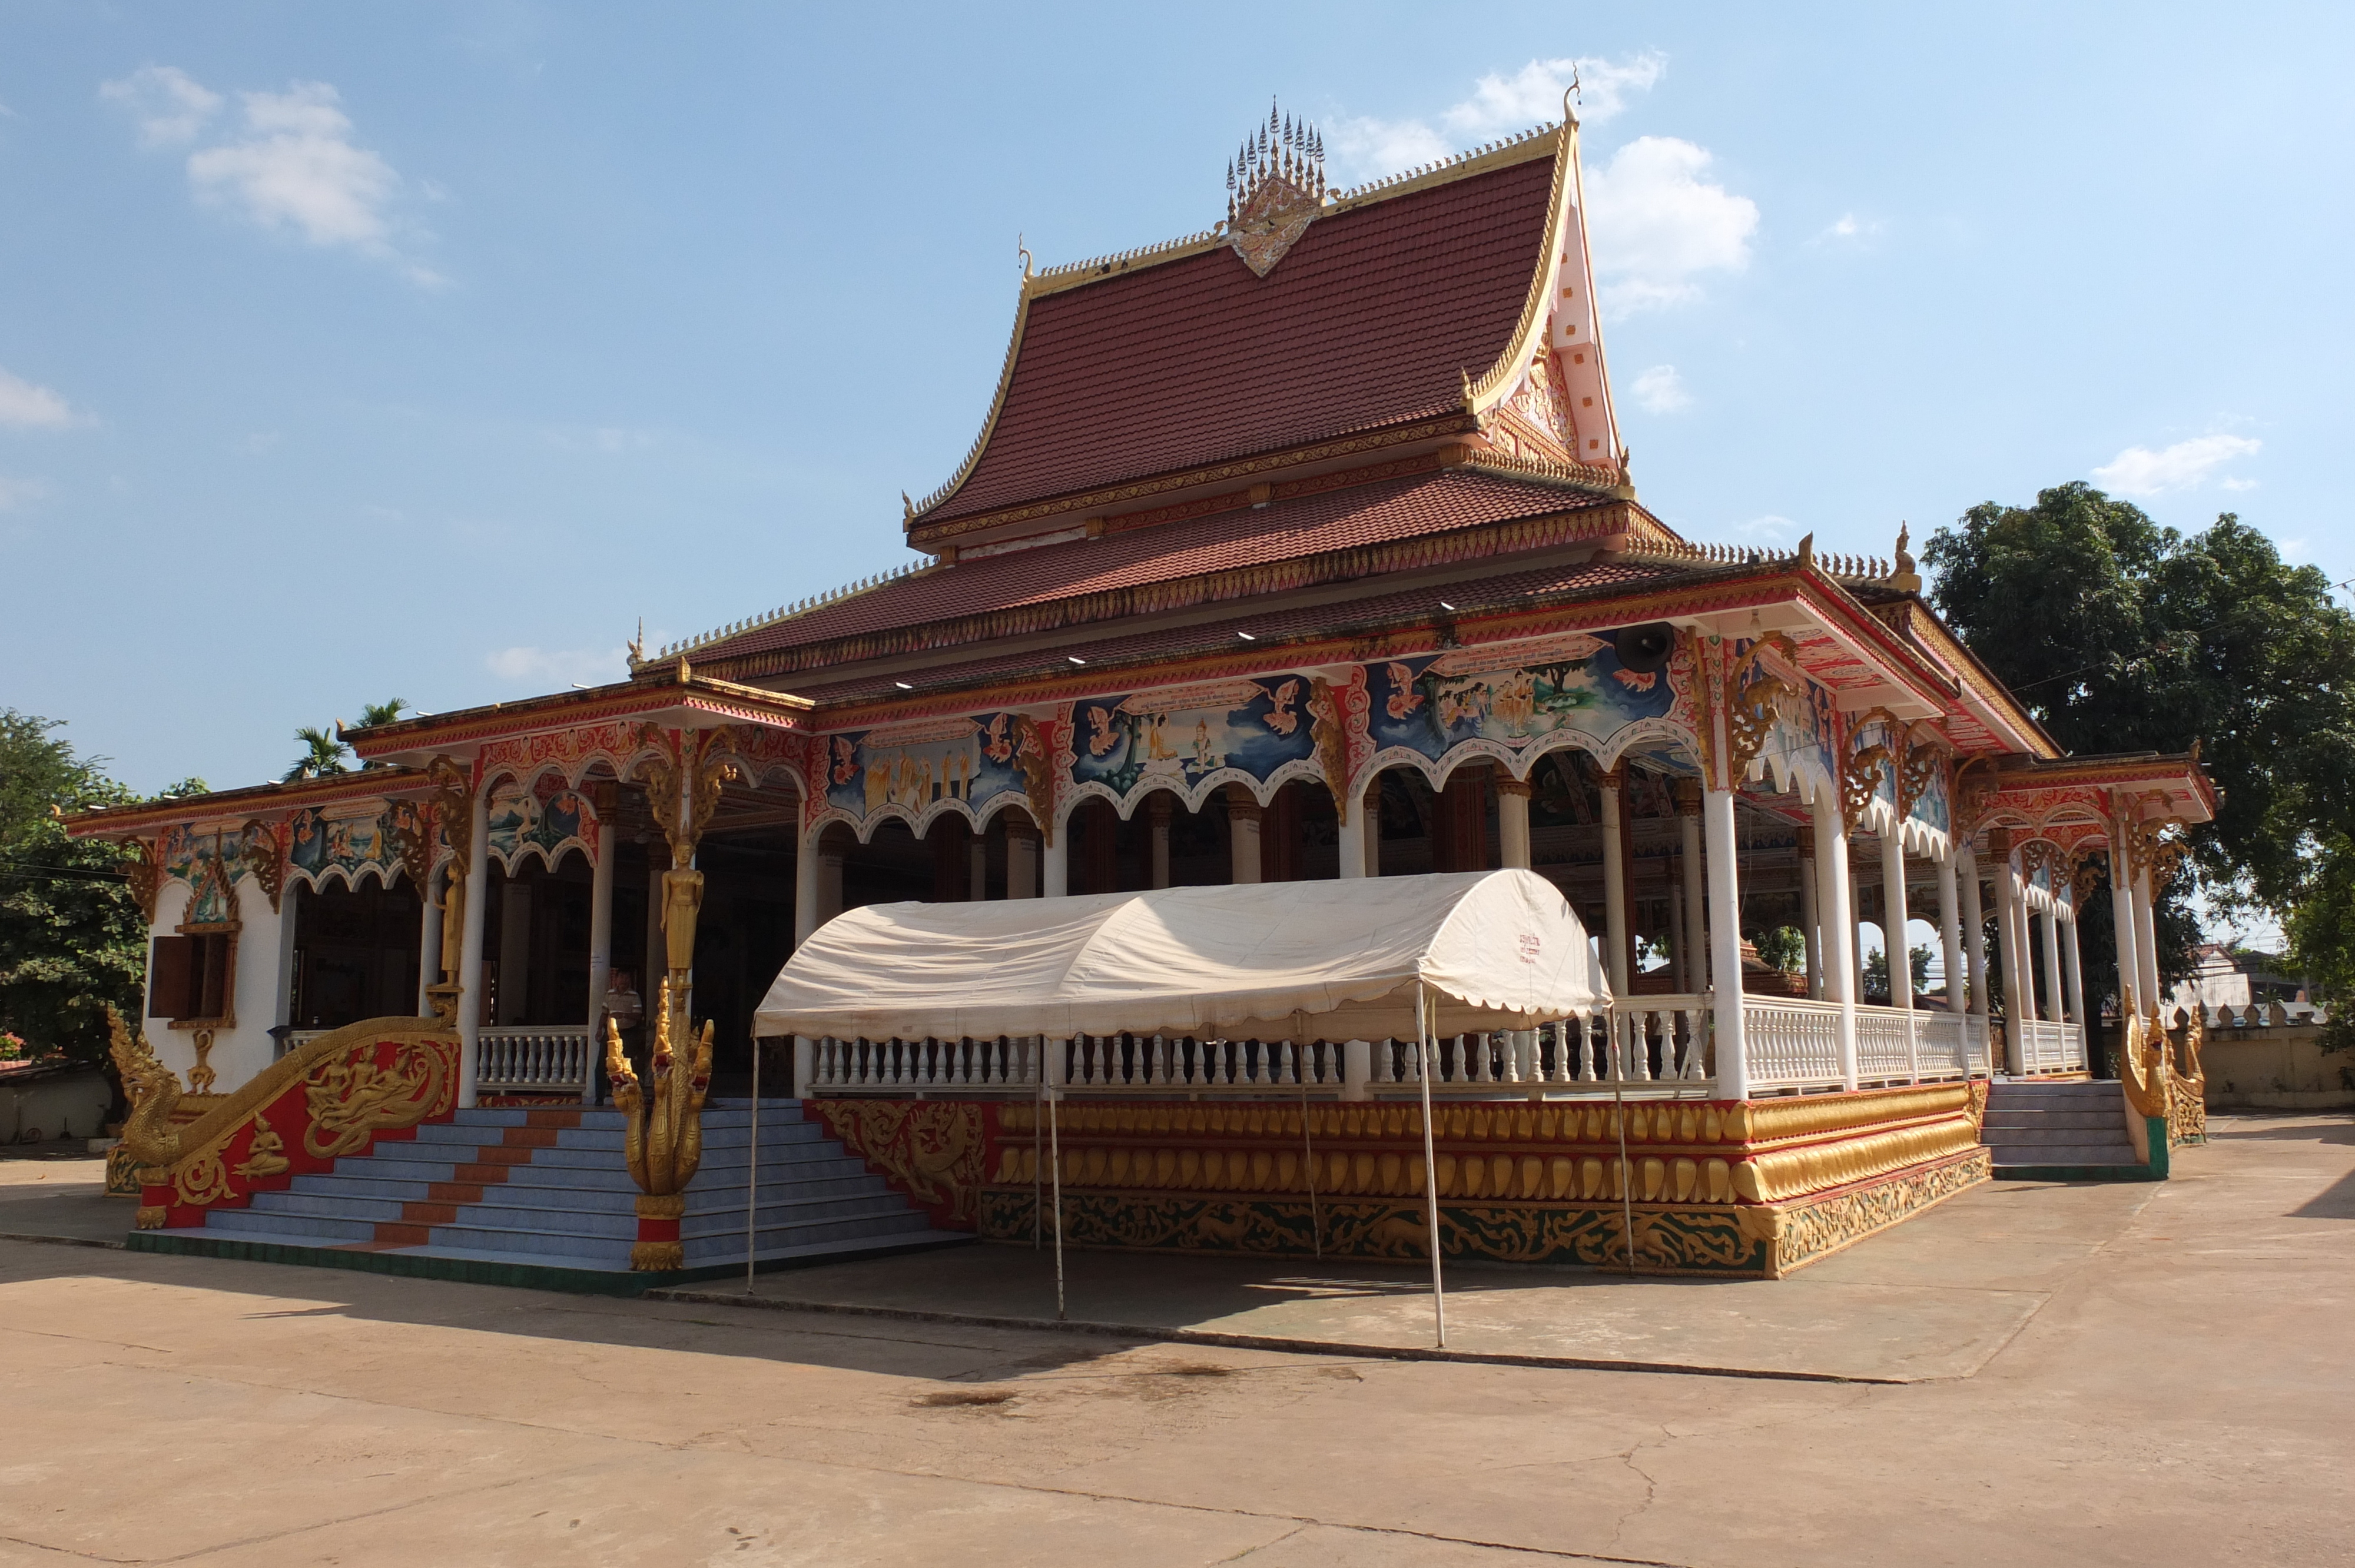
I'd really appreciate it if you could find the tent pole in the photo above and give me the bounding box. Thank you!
[1417,981,1447,1348]
[1031,1047,1043,1250]
[1049,1065,1066,1322]
[746,1034,760,1293]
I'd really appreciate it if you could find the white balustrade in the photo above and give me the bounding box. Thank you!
[1742,997,1846,1091]
[2012,1019,2086,1075]
[474,1026,592,1092]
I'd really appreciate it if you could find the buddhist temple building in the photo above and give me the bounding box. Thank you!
[71,106,2217,1283]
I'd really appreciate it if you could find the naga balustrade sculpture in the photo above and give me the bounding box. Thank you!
[603,977,714,1270]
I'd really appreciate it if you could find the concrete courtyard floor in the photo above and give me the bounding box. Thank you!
[0,1111,2347,1566]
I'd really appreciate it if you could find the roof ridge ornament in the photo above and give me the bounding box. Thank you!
[1226,99,1325,277]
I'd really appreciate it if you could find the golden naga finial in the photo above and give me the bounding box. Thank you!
[1890,522,1923,593]
[605,977,713,1270]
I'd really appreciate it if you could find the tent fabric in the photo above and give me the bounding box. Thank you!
[752,869,1607,1044]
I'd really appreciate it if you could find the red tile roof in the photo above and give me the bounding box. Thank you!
[698,469,1617,670]
[918,152,1558,527]
[795,554,1701,706]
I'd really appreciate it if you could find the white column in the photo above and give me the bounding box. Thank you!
[1228,786,1262,885]
[1006,822,1037,899]
[1362,782,1382,878]
[818,849,844,924]
[1702,785,1748,1101]
[1496,776,1532,871]
[2131,867,2161,1019]
[269,881,301,1044]
[2014,879,2041,1029]
[2061,910,2087,1026]
[1040,813,1069,897]
[1959,843,1987,1015]
[416,865,442,1016]
[583,829,615,1105]
[1797,826,1821,1001]
[968,830,988,901]
[1880,832,1912,1011]
[1679,792,1708,991]
[1812,789,1859,1090]
[1850,869,1868,1002]
[1149,795,1173,888]
[1336,785,1366,880]
[1599,770,1630,995]
[2039,906,2066,1024]
[1991,836,2025,1072]
[793,828,821,945]
[1666,861,1688,991]
[2109,856,2140,1018]
[1937,849,1965,1015]
[454,785,490,1108]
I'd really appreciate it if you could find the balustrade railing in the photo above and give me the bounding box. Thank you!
[475,1026,592,1093]
[799,995,2028,1101]
[2013,1019,2086,1076]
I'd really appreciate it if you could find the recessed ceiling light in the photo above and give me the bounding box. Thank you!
[894,680,914,690]
[1237,631,1256,641]
[1067,655,1087,665]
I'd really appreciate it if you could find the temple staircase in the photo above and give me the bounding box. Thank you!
[1982,1080,2150,1179]
[148,1098,966,1286]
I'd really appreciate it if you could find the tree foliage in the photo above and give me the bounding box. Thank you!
[0,712,145,1065]
[1925,484,2355,1014]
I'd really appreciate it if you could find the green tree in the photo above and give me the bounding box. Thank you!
[1924,484,2355,1014]
[0,712,145,1065]
[1863,943,1932,1004]
[284,725,350,782]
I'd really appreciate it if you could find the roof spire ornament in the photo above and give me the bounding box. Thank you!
[1226,98,1326,277]
[1890,522,1922,593]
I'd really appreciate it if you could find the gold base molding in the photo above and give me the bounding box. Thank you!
[979,1147,1989,1279]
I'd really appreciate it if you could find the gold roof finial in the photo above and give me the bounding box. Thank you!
[1890,522,1922,593]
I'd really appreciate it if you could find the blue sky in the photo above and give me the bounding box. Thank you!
[4,2,2349,802]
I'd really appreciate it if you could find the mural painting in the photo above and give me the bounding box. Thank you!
[1364,630,1679,768]
[1754,669,1838,792]
[823,713,1033,822]
[288,800,423,888]
[486,776,599,871]
[1069,677,1319,799]
[1909,758,1952,833]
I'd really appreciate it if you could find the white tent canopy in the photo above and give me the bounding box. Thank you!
[752,869,1608,1045]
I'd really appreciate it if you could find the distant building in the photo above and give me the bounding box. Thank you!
[2172,944,2309,1016]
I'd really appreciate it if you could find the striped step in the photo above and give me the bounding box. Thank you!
[1983,1081,2144,1172]
[171,1098,951,1274]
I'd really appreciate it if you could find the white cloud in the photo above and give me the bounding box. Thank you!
[2220,476,2260,492]
[100,65,221,146]
[1819,212,1882,242]
[1584,137,1759,311]
[189,84,399,249]
[2092,434,2261,496]
[1736,514,1797,540]
[1329,53,1665,184]
[110,68,438,283]
[486,646,627,686]
[1631,364,1690,414]
[0,367,79,429]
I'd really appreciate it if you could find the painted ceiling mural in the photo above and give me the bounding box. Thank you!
[287,800,420,888]
[486,775,599,872]
[823,712,1034,822]
[1068,677,1320,801]
[1363,629,1681,770]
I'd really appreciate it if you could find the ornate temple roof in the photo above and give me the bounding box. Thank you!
[906,119,1618,550]
[688,463,1641,682]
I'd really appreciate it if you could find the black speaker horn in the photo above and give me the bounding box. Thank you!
[1612,622,1675,675]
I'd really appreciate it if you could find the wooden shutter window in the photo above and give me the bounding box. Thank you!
[150,936,194,1019]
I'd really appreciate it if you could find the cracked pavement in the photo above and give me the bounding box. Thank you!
[0,1111,2347,1566]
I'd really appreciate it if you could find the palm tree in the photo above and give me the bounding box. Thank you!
[354,699,408,729]
[283,726,351,783]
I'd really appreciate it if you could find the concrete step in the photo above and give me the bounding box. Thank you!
[1990,1144,2140,1167]
[1983,1124,2134,1144]
[196,1209,380,1244]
